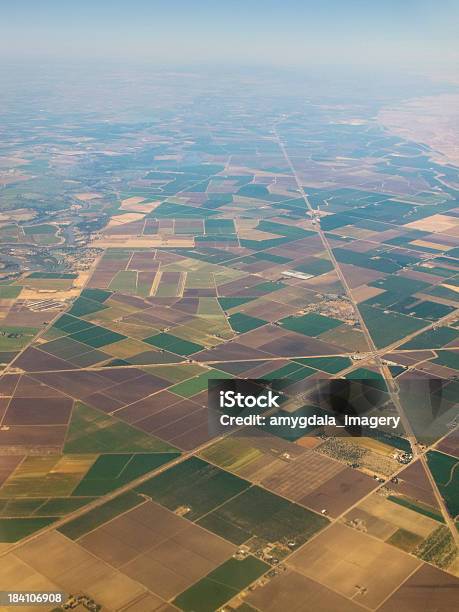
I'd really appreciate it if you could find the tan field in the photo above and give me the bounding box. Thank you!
[74,193,102,201]
[350,437,398,457]
[106,213,145,227]
[352,285,385,302]
[405,214,459,232]
[19,270,90,301]
[411,239,452,251]
[289,523,421,609]
[0,209,36,222]
[94,236,194,248]
[1,531,149,611]
[355,495,439,539]
[378,94,459,166]
[120,200,160,213]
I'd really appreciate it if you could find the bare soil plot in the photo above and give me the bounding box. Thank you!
[123,530,232,599]
[246,569,364,612]
[102,373,169,403]
[352,285,385,303]
[3,397,73,426]
[288,523,421,609]
[168,420,213,450]
[115,390,181,424]
[76,501,234,600]
[0,553,59,600]
[436,429,459,458]
[395,459,442,508]
[0,374,20,396]
[406,214,459,233]
[261,451,344,503]
[0,424,67,449]
[378,563,459,612]
[194,341,273,362]
[14,347,76,372]
[0,455,24,487]
[259,331,344,357]
[237,325,289,349]
[135,398,203,434]
[4,530,152,610]
[301,467,378,517]
[32,369,114,399]
[13,375,66,398]
[121,592,167,611]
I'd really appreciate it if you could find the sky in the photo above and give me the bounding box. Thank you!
[1,0,458,78]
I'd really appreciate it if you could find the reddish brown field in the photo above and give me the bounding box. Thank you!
[301,467,378,516]
[259,332,344,357]
[15,347,76,372]
[0,455,24,486]
[0,424,67,448]
[3,397,73,425]
[379,564,459,612]
[436,429,459,458]
[395,459,442,508]
[115,390,180,423]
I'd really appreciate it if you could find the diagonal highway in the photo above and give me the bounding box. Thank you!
[272,118,459,547]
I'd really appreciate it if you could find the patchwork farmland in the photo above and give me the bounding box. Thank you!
[0,67,458,612]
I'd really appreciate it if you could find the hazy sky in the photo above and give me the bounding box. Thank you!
[2,0,458,77]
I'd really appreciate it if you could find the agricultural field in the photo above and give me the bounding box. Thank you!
[0,65,457,611]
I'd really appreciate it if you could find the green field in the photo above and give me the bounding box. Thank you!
[218,297,255,311]
[109,270,138,293]
[387,528,423,553]
[228,312,267,333]
[24,224,56,235]
[198,485,328,546]
[64,402,177,454]
[369,275,430,296]
[71,452,180,496]
[294,356,351,373]
[426,451,459,518]
[52,314,95,334]
[80,288,112,303]
[69,324,126,348]
[0,517,56,542]
[359,305,427,348]
[200,438,264,474]
[415,525,457,569]
[173,556,269,612]
[400,326,459,350]
[433,350,459,370]
[280,312,342,336]
[295,258,333,276]
[135,457,250,520]
[0,285,22,299]
[67,296,108,317]
[0,326,39,351]
[0,455,96,498]
[169,368,231,398]
[58,491,143,540]
[143,332,204,356]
